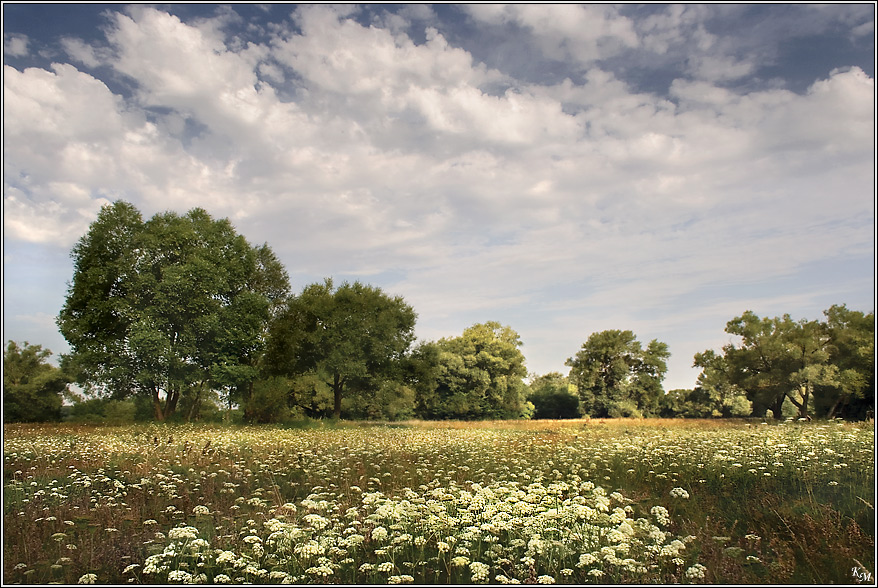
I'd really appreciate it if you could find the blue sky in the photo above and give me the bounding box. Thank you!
[3,3,875,392]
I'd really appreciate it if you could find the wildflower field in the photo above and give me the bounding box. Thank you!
[3,419,874,585]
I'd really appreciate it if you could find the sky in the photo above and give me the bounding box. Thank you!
[3,3,875,392]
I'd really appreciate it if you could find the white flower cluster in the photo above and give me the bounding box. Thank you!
[470,561,490,582]
[167,526,199,541]
[669,487,690,499]
[651,505,671,527]
[685,563,707,580]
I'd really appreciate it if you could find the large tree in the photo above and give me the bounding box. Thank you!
[418,322,530,420]
[717,312,800,419]
[817,305,874,419]
[57,201,287,421]
[698,306,873,420]
[4,341,70,422]
[265,279,417,419]
[566,330,670,418]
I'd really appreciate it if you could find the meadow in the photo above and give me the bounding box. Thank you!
[3,418,874,585]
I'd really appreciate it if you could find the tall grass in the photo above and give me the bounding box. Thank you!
[3,419,873,584]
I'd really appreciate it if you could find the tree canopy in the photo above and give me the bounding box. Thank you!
[695,306,874,420]
[265,279,417,419]
[528,372,580,419]
[417,322,530,420]
[4,341,70,423]
[566,330,670,418]
[57,201,289,421]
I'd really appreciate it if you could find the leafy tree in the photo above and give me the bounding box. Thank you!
[243,376,296,423]
[717,312,799,419]
[4,341,70,422]
[690,350,753,417]
[528,372,580,419]
[418,322,529,420]
[344,380,417,421]
[57,201,287,421]
[224,243,291,417]
[698,306,874,420]
[408,341,442,418]
[565,330,669,418]
[658,388,688,418]
[265,279,417,419]
[816,305,874,419]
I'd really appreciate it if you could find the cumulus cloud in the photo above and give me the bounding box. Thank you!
[60,37,105,68]
[464,4,638,66]
[3,4,873,387]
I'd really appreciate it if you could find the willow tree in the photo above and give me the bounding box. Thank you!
[702,307,874,420]
[58,201,289,421]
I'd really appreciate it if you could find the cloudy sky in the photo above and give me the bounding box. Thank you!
[3,3,875,391]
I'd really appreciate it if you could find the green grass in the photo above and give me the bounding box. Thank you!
[3,419,873,584]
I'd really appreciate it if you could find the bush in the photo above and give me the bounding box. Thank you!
[245,377,293,423]
[66,396,153,424]
[608,399,643,418]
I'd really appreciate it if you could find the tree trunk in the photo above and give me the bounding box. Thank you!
[770,395,785,420]
[152,389,165,421]
[786,384,811,418]
[187,382,205,423]
[166,389,179,419]
[827,396,843,420]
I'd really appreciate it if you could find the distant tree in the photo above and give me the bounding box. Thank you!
[696,306,874,420]
[418,322,530,420]
[265,279,417,419]
[816,305,874,419]
[4,341,69,422]
[566,330,669,418]
[711,312,799,419]
[408,341,442,418]
[57,201,287,421]
[691,350,753,417]
[528,372,580,419]
[658,389,688,418]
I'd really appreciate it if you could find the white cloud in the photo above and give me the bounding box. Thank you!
[4,32,29,56]
[60,37,104,68]
[3,5,873,389]
[464,4,638,66]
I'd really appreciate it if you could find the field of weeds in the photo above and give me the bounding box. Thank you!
[3,418,874,584]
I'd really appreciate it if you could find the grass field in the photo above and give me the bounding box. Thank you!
[3,418,874,584]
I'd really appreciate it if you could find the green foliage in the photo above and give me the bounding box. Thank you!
[66,397,147,424]
[57,201,289,422]
[244,376,295,423]
[566,330,670,418]
[406,341,442,417]
[344,381,417,421]
[657,386,753,419]
[696,305,873,420]
[418,322,529,420]
[815,305,875,419]
[265,279,417,419]
[528,372,580,419]
[3,341,69,422]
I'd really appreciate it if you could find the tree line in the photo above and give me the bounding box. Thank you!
[4,202,873,423]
